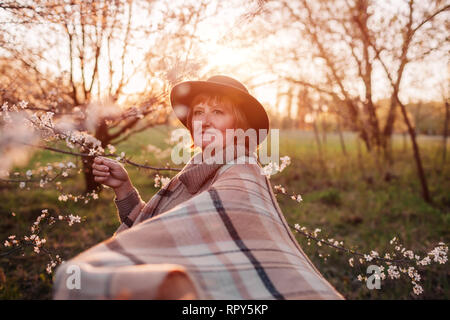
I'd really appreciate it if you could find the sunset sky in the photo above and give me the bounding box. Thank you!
[1,0,447,116]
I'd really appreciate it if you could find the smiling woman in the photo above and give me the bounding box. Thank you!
[187,93,252,152]
[52,75,344,300]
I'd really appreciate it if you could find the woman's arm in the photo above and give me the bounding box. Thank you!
[114,179,134,201]
[113,186,145,233]
[93,156,145,233]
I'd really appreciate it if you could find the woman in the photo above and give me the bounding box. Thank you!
[53,76,344,300]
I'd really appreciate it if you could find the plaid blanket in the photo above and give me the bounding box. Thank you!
[52,147,344,300]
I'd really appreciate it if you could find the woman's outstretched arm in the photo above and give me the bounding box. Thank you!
[93,156,146,235]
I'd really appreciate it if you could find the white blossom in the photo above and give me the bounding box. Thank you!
[412,282,424,295]
[387,265,401,279]
[279,155,291,172]
[364,254,373,262]
[407,267,421,282]
[274,185,286,194]
[160,176,170,187]
[417,256,431,266]
[67,214,81,226]
[428,244,448,264]
[348,258,354,267]
[18,101,29,109]
[107,144,117,154]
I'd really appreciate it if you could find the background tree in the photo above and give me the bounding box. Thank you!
[0,0,215,192]
[237,0,449,202]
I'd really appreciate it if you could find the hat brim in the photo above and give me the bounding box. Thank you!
[170,80,269,143]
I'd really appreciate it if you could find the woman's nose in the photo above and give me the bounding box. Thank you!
[202,112,212,127]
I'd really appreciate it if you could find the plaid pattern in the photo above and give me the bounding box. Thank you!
[53,146,344,300]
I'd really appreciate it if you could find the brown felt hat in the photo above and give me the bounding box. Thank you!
[170,75,270,143]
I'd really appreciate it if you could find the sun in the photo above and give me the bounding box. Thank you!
[206,46,249,70]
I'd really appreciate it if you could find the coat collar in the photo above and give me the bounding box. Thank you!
[178,144,256,194]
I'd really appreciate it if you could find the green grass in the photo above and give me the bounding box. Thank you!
[1,126,449,299]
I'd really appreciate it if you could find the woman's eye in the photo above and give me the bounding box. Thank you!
[213,110,223,114]
[194,111,203,115]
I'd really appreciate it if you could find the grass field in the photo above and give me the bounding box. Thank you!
[1,126,449,299]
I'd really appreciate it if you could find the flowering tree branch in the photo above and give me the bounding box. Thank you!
[266,156,448,296]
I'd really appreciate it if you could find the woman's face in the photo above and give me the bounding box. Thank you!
[191,101,235,150]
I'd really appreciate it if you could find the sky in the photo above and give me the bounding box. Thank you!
[0,0,448,118]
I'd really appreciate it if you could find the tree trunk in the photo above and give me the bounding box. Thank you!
[313,118,323,159]
[356,134,365,179]
[321,116,327,147]
[82,155,101,193]
[382,97,397,164]
[397,97,431,203]
[403,131,407,152]
[337,116,347,156]
[80,120,111,193]
[442,100,449,166]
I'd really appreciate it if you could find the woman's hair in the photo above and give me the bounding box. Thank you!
[186,93,259,156]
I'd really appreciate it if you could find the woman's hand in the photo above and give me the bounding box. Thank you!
[93,156,134,200]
